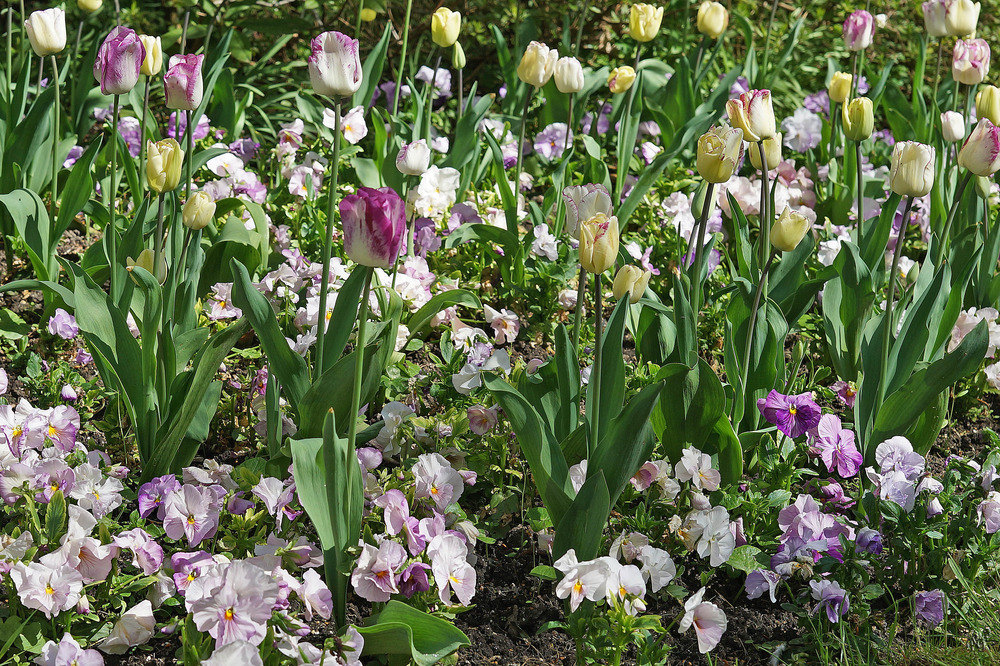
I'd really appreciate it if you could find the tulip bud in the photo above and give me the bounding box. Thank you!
[94,27,144,95]
[607,66,636,94]
[339,187,407,268]
[578,213,620,274]
[309,31,363,98]
[958,118,1000,177]
[770,206,810,252]
[182,192,216,230]
[906,262,920,285]
[431,7,461,48]
[146,139,183,194]
[554,56,585,94]
[127,249,167,284]
[164,54,205,111]
[138,35,162,76]
[977,85,1000,126]
[360,8,377,22]
[517,41,558,89]
[946,0,980,37]
[78,0,102,12]
[613,265,651,304]
[629,4,663,42]
[726,89,775,142]
[976,175,994,199]
[696,1,728,39]
[828,72,852,105]
[843,98,874,141]
[922,0,948,37]
[941,110,966,142]
[953,38,990,86]
[396,139,431,176]
[875,13,888,28]
[697,124,743,183]
[749,133,782,171]
[25,8,66,57]
[452,42,466,70]
[842,10,874,52]
[889,141,936,197]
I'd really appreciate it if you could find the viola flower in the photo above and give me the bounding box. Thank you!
[188,561,280,646]
[695,507,736,567]
[605,563,647,615]
[555,550,610,611]
[808,414,863,478]
[467,405,498,435]
[413,452,466,511]
[978,491,1000,533]
[530,223,559,261]
[114,528,164,574]
[350,541,407,602]
[399,561,432,598]
[98,600,155,654]
[533,123,572,161]
[679,587,728,653]
[874,436,926,480]
[810,579,850,623]
[47,308,78,339]
[830,380,857,407]
[757,390,822,438]
[298,569,333,620]
[609,532,650,563]
[162,484,223,547]
[10,560,84,618]
[637,545,675,592]
[203,641,264,666]
[36,633,104,666]
[374,489,411,536]
[745,569,782,603]
[915,589,945,626]
[855,527,884,555]
[428,533,476,605]
[137,474,181,519]
[483,305,520,344]
[674,447,721,491]
[69,464,123,519]
[171,551,218,595]
[44,405,80,452]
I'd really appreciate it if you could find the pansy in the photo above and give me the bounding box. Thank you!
[757,390,822,438]
[188,561,279,646]
[679,587,728,653]
[114,528,165,574]
[483,305,520,344]
[915,589,945,626]
[162,484,224,547]
[35,633,104,666]
[808,414,863,478]
[10,560,84,618]
[674,446,721,491]
[428,533,476,605]
[350,541,407,602]
[810,579,850,623]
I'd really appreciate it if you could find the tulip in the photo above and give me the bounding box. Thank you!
[978,86,1000,126]
[696,124,743,183]
[396,139,431,176]
[842,10,874,52]
[726,89,775,142]
[431,8,461,48]
[563,184,613,239]
[889,141,935,197]
[946,0,980,37]
[554,57,585,94]
[607,66,636,94]
[613,266,651,304]
[578,213,619,274]
[78,0,102,12]
[25,8,66,57]
[770,207,811,252]
[843,98,874,141]
[452,42,466,70]
[146,139,183,193]
[696,1,728,40]
[127,249,167,284]
[309,31,362,98]
[629,3,663,42]
[922,0,948,37]
[828,72,852,105]
[339,187,407,269]
[953,38,990,86]
[93,27,144,95]
[517,41,557,89]
[182,191,217,230]
[749,134,782,171]
[958,118,1000,177]
[138,35,162,76]
[164,54,204,110]
[941,111,966,143]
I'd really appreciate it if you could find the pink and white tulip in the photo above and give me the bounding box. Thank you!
[308,31,362,98]
[164,54,205,111]
[842,10,874,51]
[339,187,406,269]
[953,38,990,86]
[959,118,1000,177]
[93,27,145,95]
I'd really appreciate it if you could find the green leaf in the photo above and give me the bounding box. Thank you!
[320,267,368,372]
[656,359,725,460]
[406,289,482,339]
[44,490,67,545]
[726,545,764,574]
[552,470,611,561]
[359,601,470,666]
[585,297,628,445]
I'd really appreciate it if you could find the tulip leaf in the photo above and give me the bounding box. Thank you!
[821,241,874,382]
[585,297,628,446]
[359,601,470,666]
[552,470,610,562]
[656,360,726,461]
[406,289,482,340]
[353,24,392,112]
[55,140,101,239]
[0,189,56,282]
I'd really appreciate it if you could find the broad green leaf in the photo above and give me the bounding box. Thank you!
[359,601,470,666]
[552,470,610,561]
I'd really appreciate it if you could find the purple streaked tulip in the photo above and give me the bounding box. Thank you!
[953,38,990,86]
[339,187,406,268]
[93,27,145,95]
[842,10,874,51]
[163,54,204,111]
[308,31,362,98]
[958,118,1000,176]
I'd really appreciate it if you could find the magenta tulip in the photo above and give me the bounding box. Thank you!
[93,27,144,95]
[164,54,205,111]
[339,187,406,268]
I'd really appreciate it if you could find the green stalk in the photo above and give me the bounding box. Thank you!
[457,66,464,116]
[689,181,717,319]
[391,0,414,118]
[759,0,780,86]
[572,267,588,408]
[757,140,770,267]
[184,109,193,201]
[613,46,642,207]
[514,91,532,218]
[855,140,864,227]
[937,171,973,263]
[423,51,441,143]
[49,55,60,224]
[138,75,150,191]
[932,39,943,108]
[737,250,776,417]
[347,267,374,457]
[152,193,165,288]
[315,99,342,374]
[877,196,914,408]
[589,272,603,458]
[108,94,120,298]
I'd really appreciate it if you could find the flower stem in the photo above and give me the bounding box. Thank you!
[590,272,603,458]
[932,39,943,107]
[423,51,441,143]
[514,91,532,219]
[347,267,374,454]
[392,0,414,118]
[184,109,193,202]
[855,140,864,227]
[758,139,770,267]
[760,0,780,85]
[457,67,464,116]
[315,99,342,375]
[108,94,120,298]
[153,192,165,284]
[877,196,914,409]
[737,250,776,418]
[138,76,150,191]
[690,181,716,319]
[938,171,973,263]
[572,267,588,423]
[49,55,59,224]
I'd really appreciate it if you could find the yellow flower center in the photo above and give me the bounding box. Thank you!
[45,584,55,595]
[48,425,57,437]
[187,515,196,525]
[224,608,234,621]
[789,406,797,415]
[573,581,583,594]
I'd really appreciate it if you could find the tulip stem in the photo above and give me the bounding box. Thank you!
[689,181,716,319]
[72,18,83,64]
[572,268,588,377]
[423,52,441,143]
[315,99,342,375]
[877,195,914,410]
[347,266,374,463]
[184,110,194,204]
[49,55,59,225]
[392,0,414,118]
[153,193,165,291]
[932,39,943,108]
[514,92,532,220]
[760,0,780,86]
[590,272,603,458]
[736,250,776,421]
[827,101,839,176]
[938,171,973,263]
[757,140,770,268]
[850,52,859,100]
[855,140,864,226]
[138,76,150,191]
[180,11,190,54]
[108,95,120,299]
[457,67,464,116]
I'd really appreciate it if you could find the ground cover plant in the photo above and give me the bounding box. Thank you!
[4,0,1000,663]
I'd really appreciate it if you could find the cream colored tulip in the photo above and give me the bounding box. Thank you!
[770,207,810,252]
[697,1,729,40]
[749,134,782,171]
[696,124,743,183]
[517,41,558,89]
[613,265,651,303]
[183,191,217,230]
[146,139,184,194]
[629,4,663,42]
[889,141,935,197]
[431,8,461,48]
[25,8,66,57]
[843,97,874,141]
[579,213,620,274]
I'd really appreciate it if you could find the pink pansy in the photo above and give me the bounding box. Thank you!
[98,600,155,654]
[69,463,124,518]
[807,414,863,478]
[171,551,218,595]
[637,545,676,592]
[188,561,279,646]
[679,587,728,653]
[399,562,432,598]
[36,633,104,666]
[374,489,410,535]
[203,640,263,666]
[978,492,1000,533]
[483,305,520,344]
[605,563,647,615]
[114,528,164,574]
[44,405,79,452]
[61,536,117,583]
[351,540,407,602]
[467,405,498,435]
[32,459,76,503]
[554,550,611,611]
[674,446,721,491]
[137,474,181,519]
[10,560,84,618]
[162,484,223,546]
[428,533,476,605]
[412,452,465,511]
[297,569,333,620]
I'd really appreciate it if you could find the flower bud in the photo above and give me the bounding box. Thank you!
[613,265,651,304]
[889,141,936,197]
[146,139,183,193]
[946,0,980,37]
[843,97,874,141]
[607,66,636,94]
[309,31,362,98]
[953,38,990,86]
[431,7,461,48]
[629,4,663,42]
[578,213,619,274]
[554,56,585,94]
[941,110,966,142]
[976,175,994,199]
[517,41,558,89]
[164,53,205,110]
[127,249,167,284]
[977,85,1000,126]
[828,72,852,105]
[360,8,377,22]
[749,133,782,170]
[396,139,431,176]
[78,0,102,13]
[183,191,217,230]
[696,124,743,183]
[842,10,874,52]
[340,187,407,268]
[94,27,144,95]
[696,1,728,39]
[138,35,162,76]
[958,118,1000,177]
[726,89,775,142]
[770,206,810,252]
[922,0,948,37]
[452,42,466,70]
[25,8,66,57]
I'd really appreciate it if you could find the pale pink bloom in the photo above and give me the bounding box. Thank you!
[162,484,223,546]
[568,460,587,493]
[696,507,736,567]
[428,533,476,605]
[114,528,164,574]
[467,405,498,435]
[189,561,279,646]
[97,600,155,654]
[609,531,650,563]
[62,536,117,583]
[637,545,675,592]
[412,452,465,511]
[10,560,84,618]
[298,569,333,620]
[350,541,407,602]
[483,304,520,344]
[203,640,263,666]
[605,562,646,615]
[674,447,721,491]
[554,550,610,611]
[679,587,728,653]
[35,633,104,666]
[979,491,1000,533]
